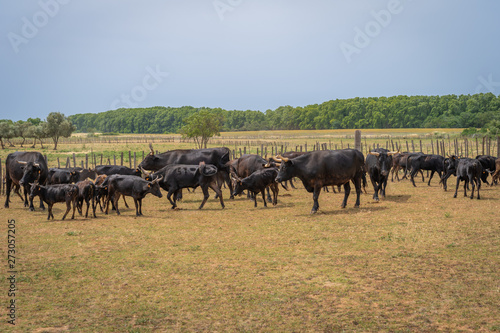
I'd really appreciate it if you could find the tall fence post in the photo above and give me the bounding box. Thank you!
[355,130,361,151]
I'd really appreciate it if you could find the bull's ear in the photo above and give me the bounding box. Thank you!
[38,170,41,174]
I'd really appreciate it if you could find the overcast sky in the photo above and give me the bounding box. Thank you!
[1,0,499,121]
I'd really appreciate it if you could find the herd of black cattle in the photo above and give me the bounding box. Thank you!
[3,143,499,219]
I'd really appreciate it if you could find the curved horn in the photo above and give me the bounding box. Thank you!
[369,152,380,156]
[263,162,271,168]
[149,143,154,155]
[387,150,399,156]
[17,161,28,165]
[276,155,289,162]
[140,166,150,176]
[33,162,40,167]
[152,175,163,183]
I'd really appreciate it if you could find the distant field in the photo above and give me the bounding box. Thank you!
[0,129,499,332]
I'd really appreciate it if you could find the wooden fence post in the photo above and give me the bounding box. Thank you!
[355,130,361,151]
[73,153,76,168]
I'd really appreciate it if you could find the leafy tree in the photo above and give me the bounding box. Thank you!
[45,112,75,150]
[0,120,15,149]
[179,110,224,149]
[27,123,48,148]
[15,120,32,147]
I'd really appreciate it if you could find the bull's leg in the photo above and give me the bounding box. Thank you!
[122,196,129,208]
[113,194,120,215]
[289,178,296,189]
[266,187,272,203]
[4,176,12,208]
[133,198,140,216]
[175,189,183,201]
[104,195,110,215]
[353,177,362,208]
[463,179,468,197]
[261,189,267,207]
[209,182,225,209]
[84,198,90,218]
[48,203,54,220]
[469,177,475,199]
[476,178,481,199]
[71,197,77,219]
[167,190,177,209]
[139,198,143,215]
[427,171,435,186]
[13,185,24,202]
[91,195,97,218]
[453,177,460,198]
[370,177,380,202]
[199,186,210,210]
[77,198,83,216]
[311,186,321,214]
[271,184,278,205]
[410,169,418,187]
[253,191,258,207]
[341,182,351,208]
[379,177,387,198]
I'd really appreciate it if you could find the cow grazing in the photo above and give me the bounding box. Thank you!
[138,144,233,198]
[366,148,398,201]
[452,158,483,199]
[275,149,365,214]
[408,154,445,187]
[232,168,279,207]
[105,175,163,216]
[95,165,142,177]
[143,162,224,210]
[4,151,49,211]
[76,179,97,218]
[29,182,78,220]
[47,168,81,185]
[475,155,497,185]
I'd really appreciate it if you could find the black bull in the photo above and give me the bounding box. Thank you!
[275,149,366,214]
[4,151,48,211]
[366,148,398,201]
[138,145,233,198]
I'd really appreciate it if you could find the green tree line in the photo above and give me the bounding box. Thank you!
[69,93,500,134]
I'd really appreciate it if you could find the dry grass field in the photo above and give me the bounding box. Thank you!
[1,130,499,332]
